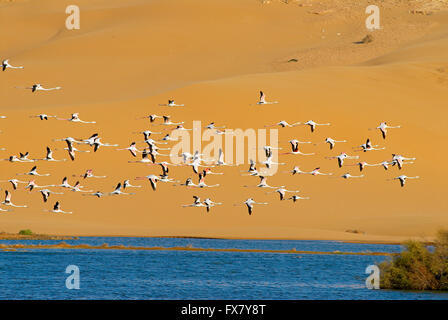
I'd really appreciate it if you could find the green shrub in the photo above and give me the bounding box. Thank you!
[18,229,33,236]
[379,230,448,290]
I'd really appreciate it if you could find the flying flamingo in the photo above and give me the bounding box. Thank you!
[244,176,282,189]
[172,124,194,132]
[82,191,104,198]
[30,114,57,120]
[370,122,401,139]
[282,140,314,155]
[2,190,27,208]
[214,129,234,136]
[93,137,118,152]
[54,136,82,147]
[128,148,153,164]
[205,122,226,129]
[241,159,259,176]
[17,152,35,162]
[197,173,219,188]
[158,174,178,183]
[137,114,163,123]
[307,167,333,176]
[215,148,236,167]
[390,175,419,187]
[58,113,95,124]
[109,183,135,195]
[25,180,56,192]
[146,141,170,151]
[82,169,106,179]
[326,152,359,168]
[354,138,385,152]
[145,161,171,178]
[70,181,93,193]
[347,161,382,172]
[378,160,393,170]
[17,84,61,92]
[65,146,89,161]
[241,198,268,215]
[137,130,162,141]
[319,137,347,150]
[123,180,141,189]
[187,158,212,174]
[143,139,168,153]
[182,196,204,208]
[287,166,332,176]
[159,116,184,126]
[255,91,278,105]
[160,133,178,142]
[391,154,416,170]
[144,137,168,148]
[17,152,33,162]
[300,120,330,133]
[186,151,205,164]
[57,177,73,189]
[286,166,307,175]
[258,146,283,159]
[135,174,159,191]
[202,168,223,176]
[2,59,23,71]
[265,120,301,128]
[179,152,194,164]
[45,202,72,214]
[159,99,184,107]
[147,146,170,163]
[17,166,50,177]
[340,173,364,179]
[261,147,285,169]
[203,198,222,212]
[40,189,63,203]
[174,178,198,188]
[77,133,99,146]
[268,188,300,200]
[0,179,27,190]
[261,152,285,169]
[33,147,66,162]
[286,195,310,202]
[54,137,89,160]
[2,155,26,163]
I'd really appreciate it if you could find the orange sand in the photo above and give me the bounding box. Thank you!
[0,0,447,242]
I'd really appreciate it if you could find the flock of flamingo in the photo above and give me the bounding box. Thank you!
[1,59,418,215]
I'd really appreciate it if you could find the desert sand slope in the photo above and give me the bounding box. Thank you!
[0,1,447,241]
[0,0,442,107]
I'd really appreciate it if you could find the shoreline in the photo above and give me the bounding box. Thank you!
[0,242,396,256]
[0,232,425,245]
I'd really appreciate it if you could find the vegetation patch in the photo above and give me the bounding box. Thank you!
[379,230,448,290]
[18,229,33,236]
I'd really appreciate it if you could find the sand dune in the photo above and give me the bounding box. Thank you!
[0,0,447,241]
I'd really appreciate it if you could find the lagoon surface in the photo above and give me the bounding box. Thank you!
[0,237,447,300]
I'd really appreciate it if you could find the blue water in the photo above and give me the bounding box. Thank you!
[0,237,447,300]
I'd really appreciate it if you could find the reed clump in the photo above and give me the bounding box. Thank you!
[379,230,448,290]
